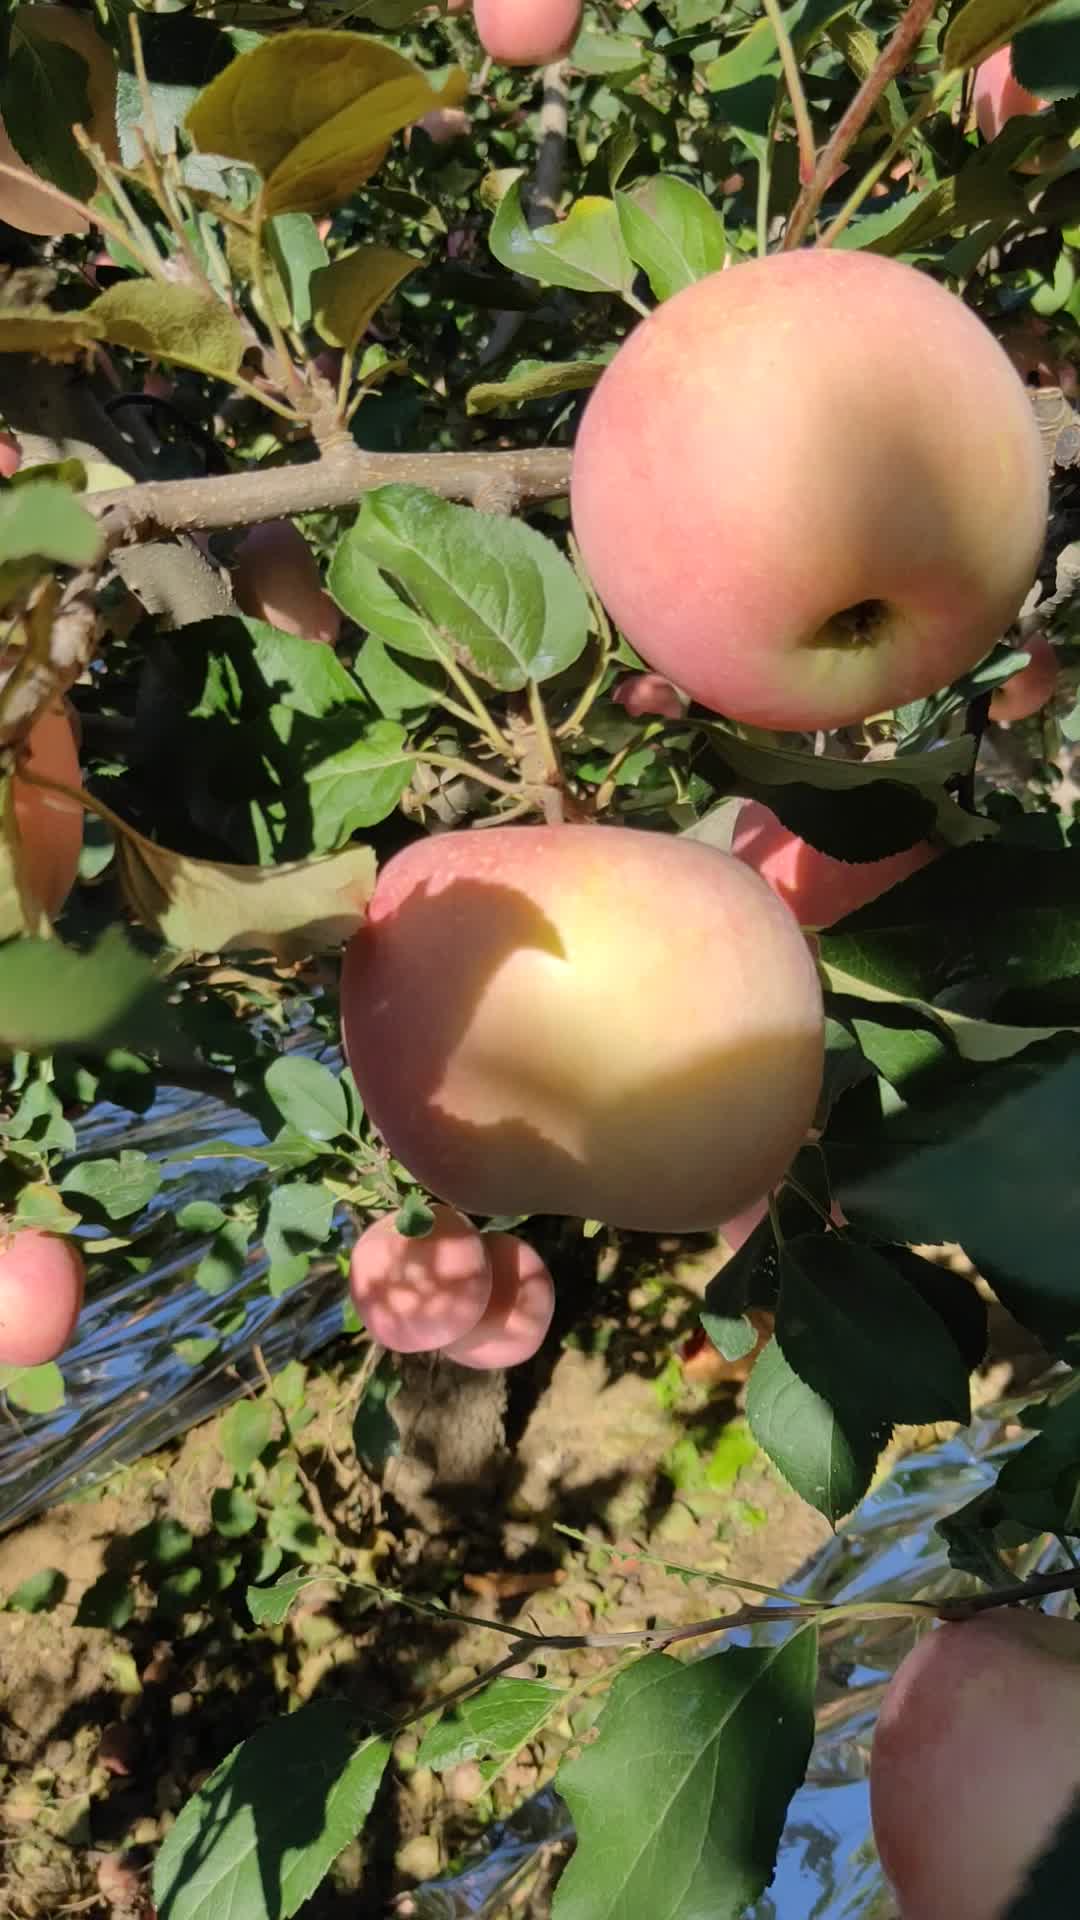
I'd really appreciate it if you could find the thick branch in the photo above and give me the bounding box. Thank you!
[783,0,937,251]
[89,440,572,539]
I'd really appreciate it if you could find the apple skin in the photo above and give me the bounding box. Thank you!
[732,799,937,929]
[0,6,119,237]
[570,251,1048,732]
[443,1233,555,1368]
[870,1610,1080,1920]
[12,697,83,921]
[415,106,470,145]
[340,825,825,1233]
[0,1229,85,1367]
[974,45,1047,144]
[612,673,687,720]
[990,632,1058,724]
[231,520,342,647]
[348,1204,492,1354]
[474,0,582,66]
[0,430,21,479]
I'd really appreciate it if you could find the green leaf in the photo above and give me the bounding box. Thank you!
[829,1037,1080,1352]
[75,1570,135,1630]
[5,1567,67,1613]
[490,183,636,299]
[745,1338,889,1523]
[248,1570,335,1626]
[264,1056,348,1142]
[615,177,725,301]
[3,22,94,198]
[943,0,1066,69]
[212,1486,260,1538]
[570,27,648,74]
[0,480,103,574]
[11,1183,81,1233]
[291,717,413,846]
[196,1220,251,1297]
[167,1138,320,1174]
[219,1398,275,1479]
[60,1152,161,1221]
[264,1181,335,1294]
[702,13,780,88]
[417,1678,564,1776]
[311,246,420,353]
[5,1363,66,1414]
[466,357,609,416]
[1014,0,1080,94]
[176,1200,227,1233]
[354,634,444,720]
[153,1700,390,1920]
[0,927,191,1062]
[554,1631,817,1920]
[116,831,375,959]
[88,283,247,383]
[775,1236,972,1426]
[335,484,588,690]
[268,214,329,330]
[352,1355,401,1471]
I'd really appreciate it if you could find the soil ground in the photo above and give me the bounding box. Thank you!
[0,1237,1037,1919]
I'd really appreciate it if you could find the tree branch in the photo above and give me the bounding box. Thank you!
[88,440,572,540]
[783,0,938,251]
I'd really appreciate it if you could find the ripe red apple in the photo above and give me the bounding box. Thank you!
[11,697,83,920]
[348,1204,492,1353]
[974,45,1047,145]
[570,251,1047,732]
[0,5,119,237]
[989,632,1058,724]
[0,1228,85,1367]
[0,430,21,479]
[732,799,937,929]
[474,0,582,65]
[612,673,687,720]
[340,825,825,1233]
[443,1233,555,1368]
[870,1610,1080,1919]
[231,520,341,647]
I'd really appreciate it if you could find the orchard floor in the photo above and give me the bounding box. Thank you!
[0,1239,1038,1920]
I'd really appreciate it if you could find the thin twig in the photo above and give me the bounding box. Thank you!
[761,0,817,186]
[783,0,938,250]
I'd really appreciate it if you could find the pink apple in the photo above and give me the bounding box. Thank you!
[612,673,687,719]
[570,251,1047,731]
[731,799,937,929]
[231,520,341,646]
[348,1204,492,1353]
[990,632,1058,723]
[474,0,582,65]
[0,1229,85,1367]
[442,1233,555,1368]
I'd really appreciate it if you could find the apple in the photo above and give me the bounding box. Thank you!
[0,1228,85,1367]
[0,430,21,479]
[974,44,1050,164]
[231,520,342,647]
[11,696,83,920]
[0,6,118,237]
[989,632,1058,724]
[443,1233,555,1368]
[474,0,582,66]
[348,1204,492,1353]
[570,250,1048,732]
[870,1610,1080,1919]
[999,321,1078,398]
[731,799,937,929]
[414,106,470,145]
[340,824,825,1233]
[612,673,687,720]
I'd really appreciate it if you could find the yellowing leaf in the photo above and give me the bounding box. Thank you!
[0,308,96,361]
[311,246,420,352]
[116,828,375,960]
[87,283,247,382]
[185,31,466,214]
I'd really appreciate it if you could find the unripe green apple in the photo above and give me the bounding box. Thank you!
[11,696,83,920]
[871,1610,1080,1919]
[348,1204,492,1353]
[340,825,825,1232]
[231,520,341,646]
[570,251,1047,731]
[0,1228,85,1366]
[443,1233,555,1368]
[990,632,1058,724]
[474,0,582,65]
[732,800,937,929]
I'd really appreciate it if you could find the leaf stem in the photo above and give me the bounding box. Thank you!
[761,0,817,186]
